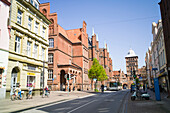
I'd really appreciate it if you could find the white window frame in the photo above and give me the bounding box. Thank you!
[34,44,38,58]
[35,21,39,34]
[28,17,32,31]
[30,0,33,5]
[17,9,22,25]
[48,70,53,79]
[49,39,54,48]
[42,47,45,61]
[42,27,46,38]
[15,36,21,53]
[35,3,38,9]
[48,54,53,64]
[27,41,31,57]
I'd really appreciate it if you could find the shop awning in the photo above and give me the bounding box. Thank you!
[158,72,168,77]
[0,67,5,69]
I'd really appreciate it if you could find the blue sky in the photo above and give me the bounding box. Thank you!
[39,0,161,73]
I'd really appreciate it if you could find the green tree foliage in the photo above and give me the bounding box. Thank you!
[98,65,108,82]
[88,58,100,80]
[88,58,108,81]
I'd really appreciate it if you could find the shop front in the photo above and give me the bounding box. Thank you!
[159,68,168,92]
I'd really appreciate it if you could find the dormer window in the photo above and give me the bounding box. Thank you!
[30,0,33,5]
[29,0,39,9]
[35,3,38,9]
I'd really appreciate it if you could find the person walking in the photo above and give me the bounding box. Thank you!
[101,84,104,93]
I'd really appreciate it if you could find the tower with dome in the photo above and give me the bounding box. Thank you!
[125,49,138,88]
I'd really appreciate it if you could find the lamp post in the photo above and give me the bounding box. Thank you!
[152,68,161,101]
[42,61,45,98]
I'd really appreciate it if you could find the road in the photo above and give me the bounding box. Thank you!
[22,90,129,113]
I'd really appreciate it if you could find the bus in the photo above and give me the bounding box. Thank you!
[108,82,122,91]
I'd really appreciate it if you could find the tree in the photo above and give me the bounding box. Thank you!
[88,58,108,90]
[98,65,108,82]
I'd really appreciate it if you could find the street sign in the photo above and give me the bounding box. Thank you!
[93,78,97,82]
[152,68,158,70]
[168,67,170,71]
[52,78,54,81]
[64,74,67,78]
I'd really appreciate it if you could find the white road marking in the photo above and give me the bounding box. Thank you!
[67,100,96,113]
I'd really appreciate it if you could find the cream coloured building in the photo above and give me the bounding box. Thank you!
[6,0,51,97]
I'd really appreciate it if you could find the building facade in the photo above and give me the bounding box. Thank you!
[147,20,168,92]
[125,49,138,88]
[111,70,128,89]
[145,47,152,88]
[88,30,113,89]
[40,3,89,91]
[159,0,170,94]
[6,0,51,97]
[0,0,11,99]
[138,66,147,86]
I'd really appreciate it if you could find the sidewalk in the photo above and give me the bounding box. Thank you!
[0,91,96,113]
[126,89,170,113]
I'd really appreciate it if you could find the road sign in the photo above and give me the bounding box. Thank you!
[52,78,54,81]
[152,68,158,70]
[168,67,170,71]
[93,78,97,82]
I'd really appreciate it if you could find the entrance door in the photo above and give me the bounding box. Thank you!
[10,67,19,95]
[11,68,18,88]
[60,70,66,91]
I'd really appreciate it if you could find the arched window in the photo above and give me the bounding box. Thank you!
[49,19,54,34]
[50,19,54,24]
[11,67,20,88]
[42,9,47,17]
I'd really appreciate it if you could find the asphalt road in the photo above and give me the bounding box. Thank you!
[23,90,129,113]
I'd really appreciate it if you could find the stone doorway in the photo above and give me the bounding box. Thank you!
[123,84,128,89]
[60,70,66,91]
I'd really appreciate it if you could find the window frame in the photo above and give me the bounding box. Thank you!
[49,38,54,48]
[27,41,31,57]
[42,47,45,61]
[48,53,53,64]
[42,27,46,38]
[34,44,38,58]
[28,17,32,31]
[15,36,21,53]
[48,70,53,80]
[17,9,22,25]
[35,21,39,35]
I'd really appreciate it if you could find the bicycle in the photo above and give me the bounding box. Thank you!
[11,89,24,101]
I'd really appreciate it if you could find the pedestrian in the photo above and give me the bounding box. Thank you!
[28,85,33,99]
[101,84,104,93]
[44,86,48,94]
[16,84,22,98]
[143,84,145,92]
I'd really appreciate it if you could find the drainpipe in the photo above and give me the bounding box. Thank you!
[82,68,83,91]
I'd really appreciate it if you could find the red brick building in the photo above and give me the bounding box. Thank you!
[88,32,113,87]
[39,3,89,91]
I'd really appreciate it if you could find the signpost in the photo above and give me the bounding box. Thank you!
[52,78,54,90]
[152,68,161,101]
[93,78,97,92]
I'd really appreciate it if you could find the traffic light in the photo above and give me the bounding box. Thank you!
[67,74,69,80]
[133,70,136,78]
[133,74,136,78]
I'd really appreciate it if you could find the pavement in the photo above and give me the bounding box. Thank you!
[0,89,170,113]
[0,91,96,113]
[126,89,170,113]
